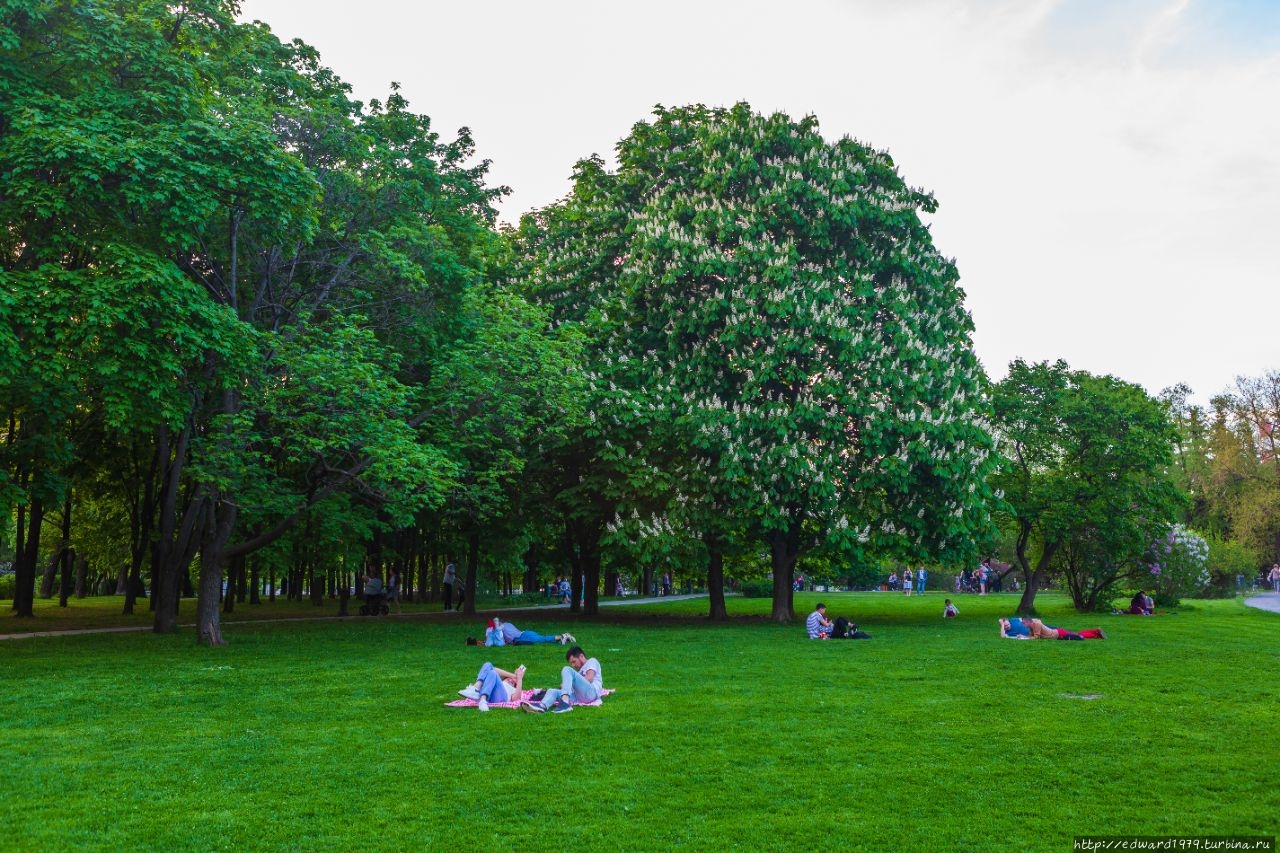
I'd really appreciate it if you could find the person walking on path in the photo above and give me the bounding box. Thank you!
[443,561,458,611]
[386,568,402,614]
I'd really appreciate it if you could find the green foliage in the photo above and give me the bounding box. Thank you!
[738,579,772,598]
[516,103,997,619]
[991,359,1185,612]
[1203,534,1261,594]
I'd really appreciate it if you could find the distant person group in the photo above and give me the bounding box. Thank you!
[886,567,928,595]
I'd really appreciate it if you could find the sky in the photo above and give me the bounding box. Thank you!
[241,0,1280,404]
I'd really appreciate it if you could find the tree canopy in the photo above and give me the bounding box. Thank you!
[990,359,1184,614]
[514,104,997,619]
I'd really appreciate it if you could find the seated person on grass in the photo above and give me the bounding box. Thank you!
[944,599,959,618]
[520,646,602,714]
[458,662,527,711]
[806,603,835,639]
[1128,590,1153,615]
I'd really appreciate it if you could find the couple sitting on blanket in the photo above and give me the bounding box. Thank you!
[458,646,603,714]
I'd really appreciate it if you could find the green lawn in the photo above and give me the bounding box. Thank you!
[1,593,1276,851]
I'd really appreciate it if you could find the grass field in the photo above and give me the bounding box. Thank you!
[1,592,1276,851]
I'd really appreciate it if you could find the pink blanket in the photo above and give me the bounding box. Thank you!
[446,688,614,709]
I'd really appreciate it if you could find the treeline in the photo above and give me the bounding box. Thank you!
[2,3,1276,642]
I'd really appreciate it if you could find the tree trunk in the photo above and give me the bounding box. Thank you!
[309,555,324,607]
[463,530,479,615]
[522,544,540,594]
[74,553,87,599]
[768,528,798,622]
[58,546,73,607]
[1016,540,1059,616]
[124,430,161,614]
[40,493,69,599]
[249,559,261,605]
[151,426,193,630]
[583,547,601,615]
[12,496,43,617]
[563,516,602,615]
[195,497,237,645]
[223,555,239,613]
[705,533,728,620]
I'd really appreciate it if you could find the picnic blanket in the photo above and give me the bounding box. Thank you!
[446,688,615,709]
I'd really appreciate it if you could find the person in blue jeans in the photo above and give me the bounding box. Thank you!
[496,618,576,646]
[520,646,602,714]
[916,567,928,595]
[459,662,527,711]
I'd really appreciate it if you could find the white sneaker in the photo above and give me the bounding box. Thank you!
[562,633,576,645]
[478,696,489,712]
[459,686,480,701]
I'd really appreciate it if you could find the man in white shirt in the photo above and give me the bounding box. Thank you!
[521,647,603,714]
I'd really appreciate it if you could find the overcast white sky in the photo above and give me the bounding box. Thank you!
[242,0,1279,404]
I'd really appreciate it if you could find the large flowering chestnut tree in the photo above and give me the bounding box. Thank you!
[517,103,995,620]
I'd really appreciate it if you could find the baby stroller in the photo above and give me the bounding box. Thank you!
[359,591,389,616]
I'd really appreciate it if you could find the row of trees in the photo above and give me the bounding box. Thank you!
[4,3,1276,641]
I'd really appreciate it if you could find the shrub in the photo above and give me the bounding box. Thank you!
[739,579,772,598]
[1144,525,1210,606]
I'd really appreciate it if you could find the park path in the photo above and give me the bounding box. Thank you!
[0,593,708,641]
[1244,591,1280,614]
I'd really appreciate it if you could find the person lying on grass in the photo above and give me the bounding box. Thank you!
[829,616,871,639]
[495,617,576,646]
[458,662,527,712]
[520,646,602,714]
[471,618,577,647]
[998,617,1105,640]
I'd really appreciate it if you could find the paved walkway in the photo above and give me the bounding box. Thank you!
[0,593,709,641]
[1244,591,1280,614]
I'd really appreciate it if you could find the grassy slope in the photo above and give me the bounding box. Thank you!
[0,593,1275,852]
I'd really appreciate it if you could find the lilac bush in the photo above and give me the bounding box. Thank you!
[1145,524,1210,605]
